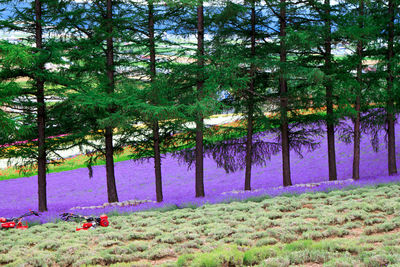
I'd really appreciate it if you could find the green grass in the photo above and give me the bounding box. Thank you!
[0,150,134,180]
[2,183,400,266]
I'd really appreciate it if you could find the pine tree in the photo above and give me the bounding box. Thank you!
[336,0,371,180]
[164,1,229,197]
[195,0,205,197]
[120,0,187,202]
[0,0,71,211]
[385,0,398,175]
[34,0,48,210]
[243,0,256,191]
[57,0,127,202]
[148,0,163,202]
[279,0,292,186]
[323,0,337,181]
[305,0,338,181]
[0,42,32,147]
[351,0,364,180]
[209,1,276,191]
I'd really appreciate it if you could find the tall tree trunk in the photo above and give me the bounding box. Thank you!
[387,0,397,175]
[35,0,47,212]
[245,2,256,191]
[324,0,337,181]
[153,122,163,202]
[148,1,163,202]
[195,2,205,197]
[279,0,292,186]
[353,0,364,180]
[105,0,118,202]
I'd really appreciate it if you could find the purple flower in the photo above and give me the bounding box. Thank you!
[0,121,399,223]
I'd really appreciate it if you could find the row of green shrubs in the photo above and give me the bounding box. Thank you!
[175,238,400,267]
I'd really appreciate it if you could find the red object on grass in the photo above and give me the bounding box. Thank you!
[61,213,109,231]
[76,222,94,231]
[0,210,39,230]
[16,222,28,229]
[1,222,16,228]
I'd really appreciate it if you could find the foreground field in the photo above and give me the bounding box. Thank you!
[2,183,400,266]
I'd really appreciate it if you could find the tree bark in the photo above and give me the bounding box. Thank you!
[353,0,364,180]
[279,0,292,186]
[324,0,337,181]
[105,0,118,202]
[153,122,163,202]
[148,1,163,202]
[35,0,47,212]
[195,2,205,197]
[245,2,256,191]
[387,0,397,175]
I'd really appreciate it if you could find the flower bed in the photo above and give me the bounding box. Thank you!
[0,120,399,224]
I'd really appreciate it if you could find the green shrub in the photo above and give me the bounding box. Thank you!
[127,241,149,252]
[235,225,254,234]
[279,232,298,243]
[24,251,56,267]
[234,238,250,246]
[191,218,209,226]
[324,256,360,267]
[181,240,200,249]
[286,249,332,264]
[345,210,367,221]
[243,246,277,265]
[343,221,362,229]
[265,211,282,220]
[142,244,175,260]
[242,195,271,203]
[360,252,396,267]
[284,239,313,252]
[0,254,14,265]
[256,237,278,246]
[156,233,186,244]
[311,239,361,254]
[259,256,290,267]
[302,230,323,240]
[98,239,123,247]
[176,254,195,267]
[191,246,243,267]
[364,226,377,235]
[36,239,62,251]
[322,227,349,238]
[204,224,235,240]
[376,221,397,233]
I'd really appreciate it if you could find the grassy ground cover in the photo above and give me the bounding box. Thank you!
[0,149,135,180]
[1,183,400,266]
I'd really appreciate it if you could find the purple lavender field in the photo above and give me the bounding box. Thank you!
[1,122,400,223]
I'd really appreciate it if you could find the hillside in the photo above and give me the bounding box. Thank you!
[1,183,400,266]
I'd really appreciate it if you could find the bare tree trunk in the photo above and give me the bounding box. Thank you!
[153,122,163,202]
[35,0,47,212]
[148,1,163,202]
[387,0,397,175]
[324,0,337,181]
[105,0,118,202]
[195,2,205,197]
[353,0,364,180]
[279,0,292,187]
[245,2,256,191]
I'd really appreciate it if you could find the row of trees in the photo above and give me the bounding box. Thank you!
[0,0,399,212]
